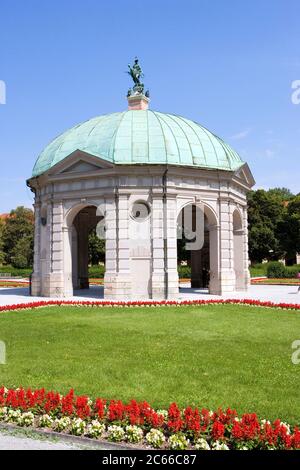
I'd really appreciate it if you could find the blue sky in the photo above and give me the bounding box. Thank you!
[0,0,299,213]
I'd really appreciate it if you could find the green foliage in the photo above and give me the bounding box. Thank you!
[267,187,295,201]
[2,207,34,267]
[266,262,300,279]
[278,195,300,260]
[11,236,34,269]
[266,261,286,278]
[88,265,105,278]
[0,265,32,277]
[248,189,300,264]
[249,263,268,277]
[178,265,191,278]
[88,230,105,265]
[0,218,5,265]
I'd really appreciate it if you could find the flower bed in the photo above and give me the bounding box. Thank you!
[0,280,29,288]
[251,278,300,286]
[0,386,299,450]
[0,298,299,314]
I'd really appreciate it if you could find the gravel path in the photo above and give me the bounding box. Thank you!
[0,284,299,306]
[0,431,83,450]
[0,428,117,450]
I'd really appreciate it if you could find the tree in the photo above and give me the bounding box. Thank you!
[88,230,105,265]
[267,187,295,201]
[10,236,33,268]
[2,207,34,267]
[247,190,286,262]
[0,218,5,265]
[278,195,300,263]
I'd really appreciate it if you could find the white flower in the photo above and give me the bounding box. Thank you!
[156,410,168,420]
[280,422,291,434]
[126,425,144,443]
[18,412,34,427]
[6,409,22,423]
[53,416,71,432]
[260,419,270,429]
[85,420,105,438]
[0,407,8,420]
[211,440,229,451]
[39,414,53,428]
[194,437,210,450]
[146,429,165,449]
[107,425,126,442]
[168,434,189,450]
[71,418,86,436]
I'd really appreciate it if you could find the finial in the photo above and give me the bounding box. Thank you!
[126,57,150,110]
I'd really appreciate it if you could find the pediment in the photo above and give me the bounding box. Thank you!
[233,163,255,188]
[46,149,115,176]
[62,160,103,174]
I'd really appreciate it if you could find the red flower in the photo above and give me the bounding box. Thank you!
[108,400,124,421]
[61,389,74,416]
[212,421,225,440]
[167,402,183,432]
[95,398,106,420]
[75,395,91,419]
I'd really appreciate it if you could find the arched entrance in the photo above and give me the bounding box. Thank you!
[177,203,219,294]
[64,204,104,296]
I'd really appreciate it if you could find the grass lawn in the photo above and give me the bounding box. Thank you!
[0,304,299,423]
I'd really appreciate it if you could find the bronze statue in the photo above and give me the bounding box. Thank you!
[127,57,148,96]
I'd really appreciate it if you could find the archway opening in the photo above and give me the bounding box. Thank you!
[71,206,104,291]
[177,204,211,291]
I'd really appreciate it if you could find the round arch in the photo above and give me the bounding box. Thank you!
[177,201,219,293]
[63,202,105,296]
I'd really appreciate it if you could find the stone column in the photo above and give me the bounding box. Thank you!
[151,193,165,299]
[31,199,41,296]
[191,249,203,288]
[208,224,220,294]
[63,225,73,297]
[76,210,90,289]
[104,194,132,299]
[218,199,236,294]
[166,195,179,298]
[71,226,78,289]
[151,193,179,299]
[233,227,245,290]
[242,207,251,290]
[43,201,65,297]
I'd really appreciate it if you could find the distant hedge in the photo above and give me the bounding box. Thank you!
[0,265,32,277]
[267,262,300,279]
[88,265,105,278]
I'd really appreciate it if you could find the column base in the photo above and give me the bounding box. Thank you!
[151,271,179,300]
[104,272,132,300]
[235,269,251,291]
[31,273,41,296]
[209,270,236,295]
[36,272,66,298]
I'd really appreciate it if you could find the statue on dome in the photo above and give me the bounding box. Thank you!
[127,57,145,96]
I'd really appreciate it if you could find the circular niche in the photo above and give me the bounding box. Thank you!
[131,201,151,222]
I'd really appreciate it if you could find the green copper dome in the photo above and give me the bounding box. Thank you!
[32,110,244,177]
